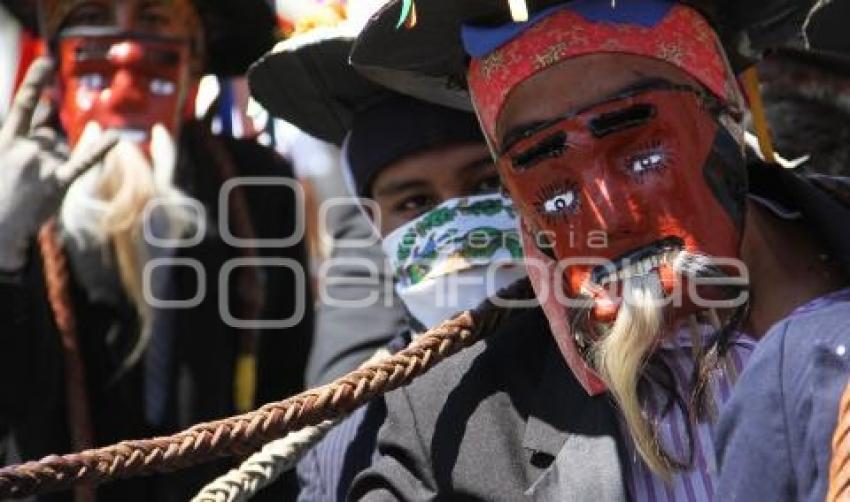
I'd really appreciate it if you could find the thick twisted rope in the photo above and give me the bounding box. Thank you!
[0,279,534,499]
[192,349,391,502]
[38,219,97,502]
[190,420,339,502]
[828,380,850,501]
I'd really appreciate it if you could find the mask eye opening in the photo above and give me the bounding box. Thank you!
[622,140,672,180]
[78,73,107,91]
[533,180,580,223]
[150,78,176,96]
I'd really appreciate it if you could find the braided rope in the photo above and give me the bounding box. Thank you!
[0,279,534,499]
[37,219,97,502]
[828,380,850,501]
[191,420,339,502]
[192,348,392,502]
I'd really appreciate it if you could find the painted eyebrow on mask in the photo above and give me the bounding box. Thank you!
[588,103,657,138]
[510,131,568,171]
[497,78,675,154]
[500,121,550,154]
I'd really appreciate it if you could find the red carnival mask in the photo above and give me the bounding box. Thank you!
[497,81,748,324]
[56,28,191,150]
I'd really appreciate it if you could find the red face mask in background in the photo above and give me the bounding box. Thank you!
[56,28,191,152]
[497,82,748,324]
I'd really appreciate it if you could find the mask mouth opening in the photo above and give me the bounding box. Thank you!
[588,236,685,287]
[108,127,149,143]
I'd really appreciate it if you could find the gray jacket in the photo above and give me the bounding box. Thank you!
[349,306,629,501]
[307,205,405,387]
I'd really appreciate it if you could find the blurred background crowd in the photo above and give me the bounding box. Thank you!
[0,0,849,501]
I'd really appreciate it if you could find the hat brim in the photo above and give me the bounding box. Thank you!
[806,0,850,56]
[351,0,822,109]
[248,26,387,145]
[1,0,277,76]
[767,47,850,77]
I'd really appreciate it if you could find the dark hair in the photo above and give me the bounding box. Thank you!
[758,55,850,177]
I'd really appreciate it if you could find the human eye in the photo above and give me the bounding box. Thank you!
[64,3,111,27]
[471,173,502,195]
[394,194,435,214]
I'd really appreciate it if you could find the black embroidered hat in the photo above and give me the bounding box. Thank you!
[248,25,386,145]
[348,0,825,110]
[247,25,484,197]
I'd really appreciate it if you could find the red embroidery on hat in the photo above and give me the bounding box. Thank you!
[468,5,732,142]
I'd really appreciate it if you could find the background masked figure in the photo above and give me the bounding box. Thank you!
[249,21,526,499]
[0,1,313,500]
[343,0,850,500]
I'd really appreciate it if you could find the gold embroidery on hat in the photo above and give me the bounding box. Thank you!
[534,42,567,70]
[479,51,505,79]
[656,43,685,65]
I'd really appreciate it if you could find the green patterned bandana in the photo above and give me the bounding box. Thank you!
[382,193,526,328]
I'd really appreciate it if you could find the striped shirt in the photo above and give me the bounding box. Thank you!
[622,324,756,502]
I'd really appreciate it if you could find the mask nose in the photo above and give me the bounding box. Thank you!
[581,178,646,238]
[100,40,148,113]
[102,68,146,112]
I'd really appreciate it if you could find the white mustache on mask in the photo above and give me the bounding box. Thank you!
[60,122,197,249]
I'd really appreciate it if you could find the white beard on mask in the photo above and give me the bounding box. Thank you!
[591,270,668,474]
[381,193,527,330]
[577,249,744,476]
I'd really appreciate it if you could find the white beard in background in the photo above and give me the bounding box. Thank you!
[60,123,201,370]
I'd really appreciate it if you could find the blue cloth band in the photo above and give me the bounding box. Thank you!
[461,0,675,59]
